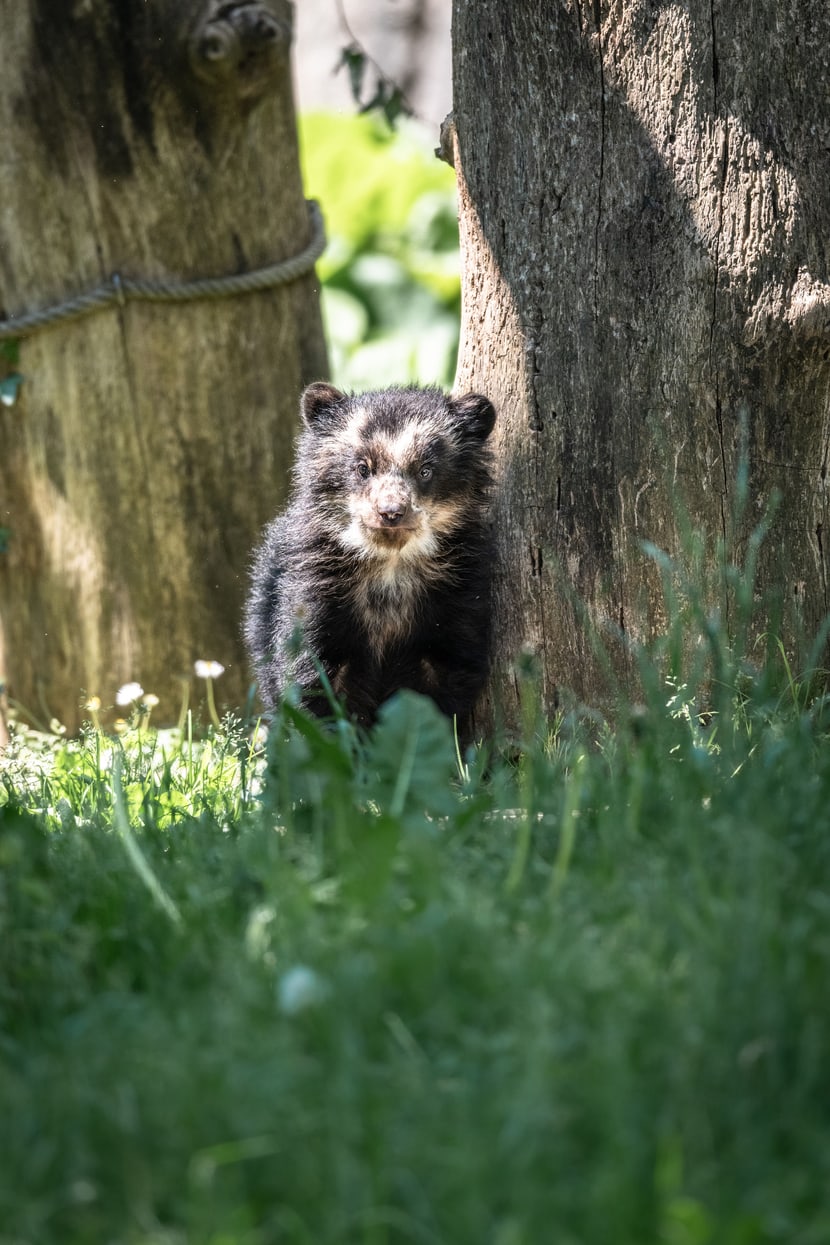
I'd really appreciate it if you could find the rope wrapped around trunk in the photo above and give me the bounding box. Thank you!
[0,200,326,341]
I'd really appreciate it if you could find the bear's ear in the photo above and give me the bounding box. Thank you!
[301,382,347,429]
[451,393,496,441]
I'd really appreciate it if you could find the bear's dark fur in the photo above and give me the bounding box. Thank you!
[244,382,497,730]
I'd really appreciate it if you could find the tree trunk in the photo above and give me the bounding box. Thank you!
[0,0,327,732]
[452,0,830,726]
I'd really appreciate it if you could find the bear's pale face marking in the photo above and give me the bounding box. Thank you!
[336,472,467,562]
[383,423,424,468]
[337,407,371,450]
[321,417,463,567]
[337,501,437,562]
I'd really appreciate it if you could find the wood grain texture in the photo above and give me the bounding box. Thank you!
[0,0,328,729]
[452,0,830,726]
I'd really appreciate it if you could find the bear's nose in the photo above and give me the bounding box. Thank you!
[377,502,406,525]
[374,481,411,526]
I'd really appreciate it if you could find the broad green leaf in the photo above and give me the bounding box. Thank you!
[366,691,458,825]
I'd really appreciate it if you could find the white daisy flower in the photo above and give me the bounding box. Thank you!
[194,660,225,680]
[116,682,144,706]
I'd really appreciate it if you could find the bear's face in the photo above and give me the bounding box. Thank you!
[298,383,495,565]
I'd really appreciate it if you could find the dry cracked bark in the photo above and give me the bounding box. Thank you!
[452,0,830,726]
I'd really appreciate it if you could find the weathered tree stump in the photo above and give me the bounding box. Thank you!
[0,0,328,731]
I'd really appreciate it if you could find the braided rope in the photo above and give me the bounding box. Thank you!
[0,200,326,341]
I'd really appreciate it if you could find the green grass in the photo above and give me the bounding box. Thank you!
[2,644,830,1244]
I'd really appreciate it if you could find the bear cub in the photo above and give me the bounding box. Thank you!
[244,382,497,731]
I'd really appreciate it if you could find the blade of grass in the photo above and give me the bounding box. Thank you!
[550,752,585,900]
[111,753,182,927]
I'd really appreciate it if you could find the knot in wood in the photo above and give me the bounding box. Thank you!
[435,112,456,169]
[188,2,290,103]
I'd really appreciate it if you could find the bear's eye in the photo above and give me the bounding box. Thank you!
[356,461,371,480]
[418,464,433,482]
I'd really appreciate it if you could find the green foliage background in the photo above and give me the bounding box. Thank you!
[299,113,461,390]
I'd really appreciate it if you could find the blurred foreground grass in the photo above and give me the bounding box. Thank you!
[2,612,830,1242]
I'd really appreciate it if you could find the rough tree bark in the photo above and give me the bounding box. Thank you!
[0,0,327,732]
[452,0,830,725]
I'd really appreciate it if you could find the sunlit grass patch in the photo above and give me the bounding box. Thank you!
[1,711,264,834]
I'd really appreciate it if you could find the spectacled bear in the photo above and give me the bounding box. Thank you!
[244,382,497,732]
